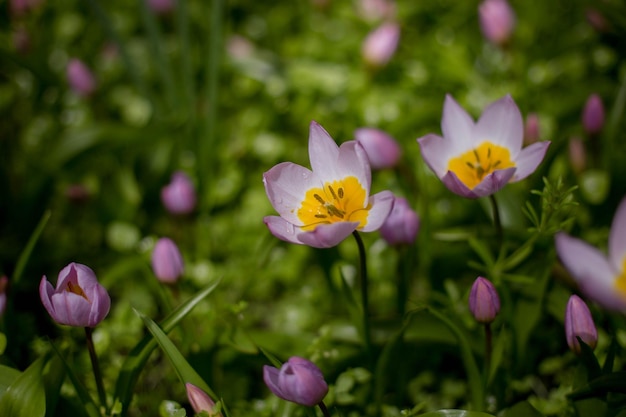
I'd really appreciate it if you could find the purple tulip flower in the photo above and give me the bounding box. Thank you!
[564,294,598,354]
[40,263,110,327]
[380,196,419,245]
[417,94,550,199]
[66,58,96,97]
[479,0,515,46]
[161,171,197,215]
[362,22,400,68]
[582,94,605,135]
[469,276,500,324]
[263,357,329,407]
[263,121,394,248]
[354,127,401,170]
[151,237,184,283]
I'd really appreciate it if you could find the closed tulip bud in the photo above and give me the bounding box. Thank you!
[478,0,515,46]
[362,22,400,68]
[524,113,540,145]
[161,171,197,215]
[469,277,500,324]
[358,0,397,22]
[148,0,174,15]
[151,238,184,283]
[40,263,110,327]
[565,295,597,354]
[186,383,221,416]
[263,357,328,407]
[0,276,8,317]
[380,196,419,245]
[582,94,605,135]
[67,59,96,97]
[568,137,586,174]
[355,128,401,170]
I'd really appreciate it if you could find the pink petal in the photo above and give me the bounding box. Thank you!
[297,222,359,248]
[39,277,55,319]
[417,133,453,179]
[263,162,321,225]
[511,141,550,182]
[441,95,476,151]
[474,95,523,158]
[309,121,340,178]
[50,292,93,326]
[471,167,517,197]
[336,141,371,196]
[264,216,307,245]
[609,197,626,272]
[360,190,394,232]
[441,171,480,198]
[263,366,286,400]
[555,233,626,312]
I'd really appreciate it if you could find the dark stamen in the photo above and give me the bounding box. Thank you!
[315,214,328,219]
[327,205,345,219]
[328,185,338,201]
[473,149,481,162]
[493,160,501,168]
[314,194,326,204]
[487,147,491,158]
[338,188,344,199]
[466,161,475,169]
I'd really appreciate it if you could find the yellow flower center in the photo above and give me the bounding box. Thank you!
[615,257,626,297]
[297,176,369,231]
[67,281,89,301]
[447,142,515,190]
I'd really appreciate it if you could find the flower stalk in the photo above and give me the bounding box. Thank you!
[352,231,373,368]
[489,194,503,247]
[85,327,108,411]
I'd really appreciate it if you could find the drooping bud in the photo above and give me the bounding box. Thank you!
[469,277,500,324]
[582,94,605,135]
[380,196,419,245]
[362,22,400,68]
[478,0,515,46]
[564,294,598,354]
[355,127,401,170]
[161,171,197,215]
[186,383,221,416]
[524,113,540,145]
[151,238,184,283]
[66,58,97,97]
[263,357,329,407]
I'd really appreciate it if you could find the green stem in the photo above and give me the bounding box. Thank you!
[85,327,108,412]
[489,194,503,248]
[484,322,493,383]
[318,401,331,417]
[352,231,373,368]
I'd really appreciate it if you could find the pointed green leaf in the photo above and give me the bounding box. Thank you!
[418,410,495,417]
[569,371,626,399]
[0,365,21,401]
[602,336,619,374]
[0,356,47,417]
[114,279,220,416]
[503,401,544,417]
[577,337,601,381]
[12,210,51,285]
[135,310,216,399]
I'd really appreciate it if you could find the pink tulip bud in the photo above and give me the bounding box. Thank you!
[380,196,419,245]
[582,94,605,135]
[263,357,328,407]
[565,295,597,354]
[0,276,8,317]
[186,383,221,416]
[10,0,42,17]
[586,9,609,33]
[355,127,401,169]
[568,137,586,174]
[151,238,184,283]
[161,171,197,215]
[12,26,31,55]
[357,0,397,22]
[478,0,515,46]
[148,0,174,15]
[39,263,111,327]
[469,277,500,324]
[66,59,96,97]
[362,22,400,68]
[524,113,540,145]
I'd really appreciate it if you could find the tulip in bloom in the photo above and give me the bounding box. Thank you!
[40,263,110,327]
[478,0,515,46]
[151,237,184,283]
[555,197,626,312]
[564,294,598,354]
[263,356,329,407]
[263,121,394,248]
[354,127,401,170]
[469,276,500,324]
[161,171,197,215]
[582,94,605,135]
[186,383,221,416]
[380,196,419,245]
[417,95,550,199]
[66,58,96,97]
[362,22,400,68]
[0,276,8,317]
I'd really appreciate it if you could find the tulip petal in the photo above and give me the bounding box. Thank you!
[297,222,359,248]
[360,190,394,232]
[264,216,308,245]
[336,141,371,195]
[309,121,340,179]
[511,141,550,182]
[89,284,111,327]
[50,292,93,326]
[441,95,476,151]
[263,162,321,225]
[441,171,480,198]
[471,167,517,197]
[263,366,287,400]
[475,95,523,157]
[555,233,626,311]
[609,197,626,272]
[417,133,453,179]
[39,277,56,319]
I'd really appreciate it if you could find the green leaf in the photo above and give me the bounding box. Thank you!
[569,371,626,399]
[135,310,216,398]
[114,279,221,416]
[602,336,619,374]
[0,356,47,417]
[12,210,51,285]
[468,237,495,269]
[418,410,495,417]
[488,326,507,385]
[0,332,6,355]
[502,401,544,417]
[43,354,66,416]
[159,400,187,417]
[0,365,21,402]
[577,337,601,381]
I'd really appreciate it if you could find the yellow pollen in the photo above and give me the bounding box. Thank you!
[66,281,89,301]
[447,141,515,189]
[297,176,369,231]
[615,257,626,297]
